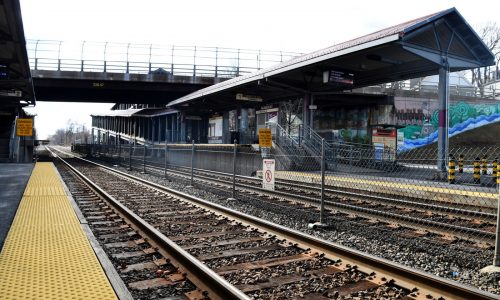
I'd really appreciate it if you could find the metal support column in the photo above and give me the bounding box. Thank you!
[230,139,237,200]
[302,94,310,138]
[190,140,195,186]
[164,115,168,180]
[319,138,326,224]
[309,94,315,130]
[128,137,132,171]
[143,143,146,173]
[437,61,449,173]
[118,134,121,163]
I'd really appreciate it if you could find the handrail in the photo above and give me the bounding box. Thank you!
[27,39,303,80]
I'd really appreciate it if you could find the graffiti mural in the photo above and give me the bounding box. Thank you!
[396,98,500,151]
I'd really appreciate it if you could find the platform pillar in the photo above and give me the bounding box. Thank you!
[239,108,249,143]
[302,94,310,137]
[437,62,449,174]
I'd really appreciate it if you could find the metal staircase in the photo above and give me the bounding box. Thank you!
[272,123,320,171]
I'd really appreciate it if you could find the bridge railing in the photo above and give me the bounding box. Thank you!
[27,40,302,79]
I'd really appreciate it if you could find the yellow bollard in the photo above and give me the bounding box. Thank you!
[492,159,498,178]
[473,157,481,184]
[448,156,456,184]
[458,154,464,173]
[496,162,500,187]
[481,156,488,175]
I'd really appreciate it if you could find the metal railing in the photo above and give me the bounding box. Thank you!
[71,142,500,279]
[27,40,303,79]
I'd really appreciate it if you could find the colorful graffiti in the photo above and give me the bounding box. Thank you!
[397,100,500,151]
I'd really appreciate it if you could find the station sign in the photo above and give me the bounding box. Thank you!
[236,93,263,102]
[323,69,354,87]
[258,128,272,148]
[16,118,33,136]
[262,159,275,190]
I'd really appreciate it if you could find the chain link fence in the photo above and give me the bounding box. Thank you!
[72,141,500,276]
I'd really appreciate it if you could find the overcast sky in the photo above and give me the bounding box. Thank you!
[21,0,500,139]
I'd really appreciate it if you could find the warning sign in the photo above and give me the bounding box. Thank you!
[16,118,33,136]
[258,128,272,148]
[262,159,275,190]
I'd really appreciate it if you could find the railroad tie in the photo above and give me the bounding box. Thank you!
[448,156,456,184]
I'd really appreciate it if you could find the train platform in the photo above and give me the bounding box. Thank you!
[0,162,117,300]
[273,170,499,208]
[0,163,33,250]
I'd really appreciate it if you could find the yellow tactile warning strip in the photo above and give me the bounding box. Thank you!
[277,171,497,199]
[0,162,117,300]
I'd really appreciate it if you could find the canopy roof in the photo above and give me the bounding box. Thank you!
[0,0,34,106]
[168,8,495,114]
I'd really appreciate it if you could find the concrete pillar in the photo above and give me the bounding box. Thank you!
[437,61,449,173]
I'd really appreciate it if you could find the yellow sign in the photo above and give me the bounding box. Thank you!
[16,118,33,136]
[258,128,272,148]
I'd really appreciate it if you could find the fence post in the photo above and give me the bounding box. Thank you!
[164,140,168,179]
[143,143,146,173]
[190,140,195,187]
[118,134,121,165]
[320,138,326,224]
[128,138,132,171]
[493,184,500,266]
[230,139,237,200]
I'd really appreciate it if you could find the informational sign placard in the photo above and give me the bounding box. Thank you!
[262,159,275,190]
[323,69,354,87]
[258,128,272,148]
[372,128,396,161]
[16,118,33,136]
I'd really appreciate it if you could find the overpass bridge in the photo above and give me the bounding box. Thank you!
[27,40,302,103]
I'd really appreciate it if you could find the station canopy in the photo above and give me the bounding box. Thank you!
[0,0,34,106]
[168,8,495,114]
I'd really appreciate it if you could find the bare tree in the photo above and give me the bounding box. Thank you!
[279,98,303,135]
[48,119,91,145]
[471,22,500,97]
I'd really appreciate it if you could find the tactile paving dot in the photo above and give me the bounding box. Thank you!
[0,163,117,300]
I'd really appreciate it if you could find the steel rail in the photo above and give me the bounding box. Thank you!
[118,158,495,241]
[51,149,250,300]
[53,148,499,300]
[124,156,496,220]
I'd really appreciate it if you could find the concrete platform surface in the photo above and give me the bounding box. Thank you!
[0,163,33,251]
[0,162,117,300]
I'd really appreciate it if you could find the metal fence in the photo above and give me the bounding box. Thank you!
[27,40,303,78]
[72,141,500,276]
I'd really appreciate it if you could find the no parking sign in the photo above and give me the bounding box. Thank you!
[262,159,275,190]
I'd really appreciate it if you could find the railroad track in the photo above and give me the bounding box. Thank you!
[103,155,496,243]
[50,147,497,299]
